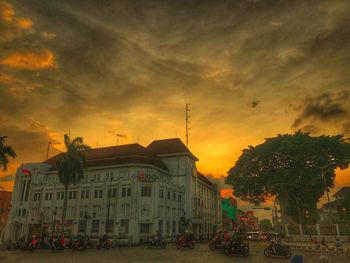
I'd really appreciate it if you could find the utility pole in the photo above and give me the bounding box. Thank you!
[105,176,113,234]
[185,104,191,147]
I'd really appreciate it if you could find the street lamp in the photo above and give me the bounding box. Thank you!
[305,210,312,239]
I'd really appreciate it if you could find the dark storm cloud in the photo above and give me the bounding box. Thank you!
[6,0,350,116]
[293,90,350,128]
[1,0,350,157]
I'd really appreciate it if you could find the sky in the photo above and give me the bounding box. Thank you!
[1,0,350,218]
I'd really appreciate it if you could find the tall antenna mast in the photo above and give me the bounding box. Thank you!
[46,141,51,159]
[185,104,191,147]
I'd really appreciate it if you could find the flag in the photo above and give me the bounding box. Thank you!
[21,169,31,176]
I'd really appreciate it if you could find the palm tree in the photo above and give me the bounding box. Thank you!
[0,136,16,171]
[56,134,90,232]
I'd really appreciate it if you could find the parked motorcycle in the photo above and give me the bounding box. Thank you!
[264,242,292,259]
[208,237,227,250]
[176,236,194,249]
[50,238,65,252]
[97,238,111,250]
[148,238,167,249]
[72,237,88,251]
[224,240,249,257]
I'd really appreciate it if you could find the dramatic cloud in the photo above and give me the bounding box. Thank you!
[293,90,350,128]
[0,0,33,41]
[1,0,350,196]
[0,48,55,70]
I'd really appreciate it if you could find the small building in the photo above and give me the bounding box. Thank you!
[0,190,12,243]
[5,138,221,243]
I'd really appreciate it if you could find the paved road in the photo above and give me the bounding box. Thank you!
[0,242,348,263]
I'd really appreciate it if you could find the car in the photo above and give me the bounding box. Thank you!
[246,232,261,241]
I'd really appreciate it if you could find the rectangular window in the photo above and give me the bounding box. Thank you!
[112,189,117,197]
[141,186,152,197]
[120,219,129,235]
[22,209,26,217]
[173,193,176,201]
[69,191,72,199]
[107,219,114,233]
[121,204,130,217]
[167,191,170,200]
[121,187,131,197]
[78,220,86,233]
[178,194,181,202]
[45,193,49,201]
[140,223,150,234]
[56,192,60,200]
[159,189,164,198]
[94,189,102,198]
[91,220,100,233]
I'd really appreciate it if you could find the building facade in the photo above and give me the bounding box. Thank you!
[5,138,221,243]
[0,190,12,243]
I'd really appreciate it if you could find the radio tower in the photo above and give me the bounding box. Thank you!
[185,104,191,147]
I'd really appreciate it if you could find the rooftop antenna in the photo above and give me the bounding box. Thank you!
[46,141,51,159]
[186,104,191,147]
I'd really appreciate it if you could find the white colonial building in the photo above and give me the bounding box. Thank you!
[5,138,221,243]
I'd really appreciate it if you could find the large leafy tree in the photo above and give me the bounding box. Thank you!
[226,132,350,224]
[56,134,90,230]
[260,219,273,232]
[0,135,16,171]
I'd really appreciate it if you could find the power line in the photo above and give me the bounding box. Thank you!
[185,104,191,147]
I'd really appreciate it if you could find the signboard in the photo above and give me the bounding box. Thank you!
[137,172,157,182]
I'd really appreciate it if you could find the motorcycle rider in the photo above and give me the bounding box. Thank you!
[154,230,162,246]
[184,231,194,247]
[29,234,38,250]
[271,234,280,253]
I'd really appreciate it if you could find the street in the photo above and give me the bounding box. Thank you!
[0,242,348,263]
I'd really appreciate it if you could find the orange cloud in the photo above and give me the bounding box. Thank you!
[0,48,56,70]
[221,188,233,198]
[17,18,33,29]
[0,1,14,22]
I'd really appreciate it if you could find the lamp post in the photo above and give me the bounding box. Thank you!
[305,210,312,239]
[105,176,113,234]
[51,207,58,239]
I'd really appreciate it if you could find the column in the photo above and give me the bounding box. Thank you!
[299,224,303,236]
[316,224,321,236]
